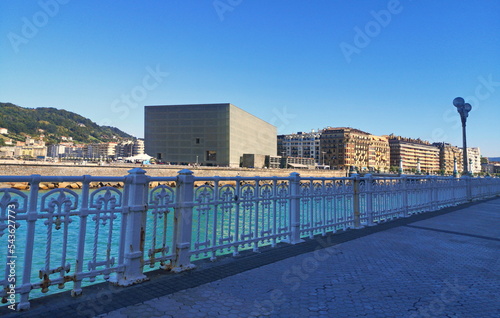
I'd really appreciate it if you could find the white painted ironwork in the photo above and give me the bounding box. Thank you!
[189,175,292,260]
[0,170,499,311]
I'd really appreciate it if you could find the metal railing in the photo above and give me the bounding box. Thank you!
[1,168,499,311]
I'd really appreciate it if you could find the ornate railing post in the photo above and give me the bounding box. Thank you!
[480,176,484,197]
[463,175,472,201]
[400,175,409,218]
[364,174,374,226]
[430,176,439,211]
[425,176,432,212]
[72,174,91,297]
[452,172,458,202]
[17,175,41,310]
[496,177,500,196]
[485,176,492,197]
[289,172,303,244]
[171,169,196,272]
[111,168,149,286]
[352,173,363,229]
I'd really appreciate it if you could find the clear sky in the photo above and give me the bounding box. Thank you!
[1,0,499,156]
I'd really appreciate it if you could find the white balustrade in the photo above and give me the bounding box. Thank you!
[0,170,499,311]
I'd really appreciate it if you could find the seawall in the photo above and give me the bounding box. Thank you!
[0,162,347,189]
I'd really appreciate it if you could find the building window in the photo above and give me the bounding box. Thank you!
[195,138,201,144]
[206,150,216,161]
[157,153,162,160]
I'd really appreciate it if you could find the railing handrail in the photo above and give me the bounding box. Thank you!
[0,175,126,183]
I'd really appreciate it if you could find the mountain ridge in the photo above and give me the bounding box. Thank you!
[0,102,132,144]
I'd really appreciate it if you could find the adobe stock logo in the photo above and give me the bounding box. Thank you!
[7,0,70,53]
[213,0,243,21]
[340,0,403,63]
[110,65,169,121]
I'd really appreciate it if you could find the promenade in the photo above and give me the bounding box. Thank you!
[3,197,499,318]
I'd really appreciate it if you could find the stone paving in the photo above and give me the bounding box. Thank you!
[98,198,500,318]
[3,198,499,318]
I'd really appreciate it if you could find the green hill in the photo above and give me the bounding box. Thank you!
[0,102,132,144]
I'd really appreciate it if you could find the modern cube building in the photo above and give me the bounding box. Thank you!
[144,103,277,167]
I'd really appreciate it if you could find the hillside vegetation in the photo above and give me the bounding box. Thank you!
[0,102,132,144]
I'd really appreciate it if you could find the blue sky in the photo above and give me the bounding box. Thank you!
[1,0,499,156]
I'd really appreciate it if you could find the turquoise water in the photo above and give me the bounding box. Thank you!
[1,188,127,303]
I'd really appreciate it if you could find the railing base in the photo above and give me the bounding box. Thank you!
[171,264,196,273]
[17,302,30,311]
[109,274,149,287]
[281,238,305,245]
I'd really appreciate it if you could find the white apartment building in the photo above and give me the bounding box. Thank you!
[47,144,66,158]
[463,147,481,174]
[277,130,323,164]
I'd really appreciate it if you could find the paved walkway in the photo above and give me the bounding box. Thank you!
[4,198,500,317]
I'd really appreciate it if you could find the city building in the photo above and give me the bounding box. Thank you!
[84,142,118,159]
[320,127,389,172]
[461,147,481,174]
[432,142,463,175]
[132,139,145,156]
[64,144,85,158]
[145,103,276,167]
[389,135,440,174]
[14,145,47,158]
[277,130,323,164]
[116,139,145,158]
[10,136,48,159]
[47,142,85,159]
[47,144,67,158]
[241,154,267,169]
[0,146,15,158]
[266,156,316,169]
[116,140,133,158]
[369,134,390,172]
[481,157,500,174]
[0,128,8,134]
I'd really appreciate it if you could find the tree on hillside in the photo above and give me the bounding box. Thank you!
[0,102,133,143]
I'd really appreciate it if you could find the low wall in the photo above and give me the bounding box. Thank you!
[0,163,348,189]
[0,162,347,177]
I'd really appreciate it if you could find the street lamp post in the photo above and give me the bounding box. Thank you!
[453,97,472,176]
